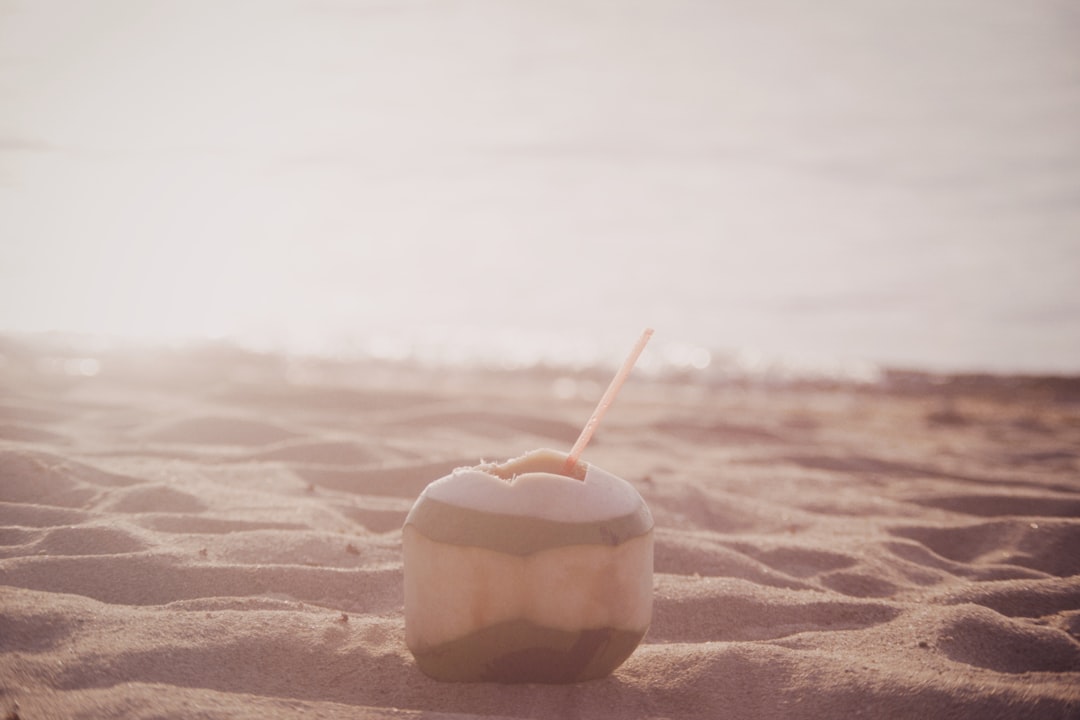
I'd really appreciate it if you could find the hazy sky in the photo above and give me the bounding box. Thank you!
[2,0,1079,372]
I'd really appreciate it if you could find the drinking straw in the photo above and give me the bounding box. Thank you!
[563,327,654,475]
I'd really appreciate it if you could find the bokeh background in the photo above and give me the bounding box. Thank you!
[2,0,1079,376]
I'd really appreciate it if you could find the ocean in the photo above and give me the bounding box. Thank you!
[2,0,1079,378]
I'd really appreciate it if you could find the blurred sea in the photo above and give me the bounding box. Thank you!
[2,1,1079,379]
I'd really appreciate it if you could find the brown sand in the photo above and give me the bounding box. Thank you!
[1,339,1078,718]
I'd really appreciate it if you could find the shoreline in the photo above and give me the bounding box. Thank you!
[4,331,1080,393]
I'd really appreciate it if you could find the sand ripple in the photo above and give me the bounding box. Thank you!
[1,345,1078,718]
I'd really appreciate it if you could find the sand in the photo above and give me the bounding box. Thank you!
[1,338,1078,719]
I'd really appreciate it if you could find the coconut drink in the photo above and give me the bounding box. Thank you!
[403,330,655,683]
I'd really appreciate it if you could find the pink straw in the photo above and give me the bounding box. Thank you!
[564,328,654,475]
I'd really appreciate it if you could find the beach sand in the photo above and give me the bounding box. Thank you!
[1,338,1078,718]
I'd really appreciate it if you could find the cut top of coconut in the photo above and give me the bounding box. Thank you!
[418,448,649,524]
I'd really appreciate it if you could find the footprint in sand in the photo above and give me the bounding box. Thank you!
[923,576,1080,619]
[891,520,1080,578]
[936,605,1080,674]
[0,597,84,652]
[0,450,140,508]
[729,541,905,598]
[653,530,809,590]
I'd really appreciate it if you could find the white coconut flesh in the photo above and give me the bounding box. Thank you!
[403,448,653,652]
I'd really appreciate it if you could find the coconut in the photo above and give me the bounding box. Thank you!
[403,448,653,683]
